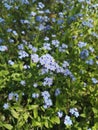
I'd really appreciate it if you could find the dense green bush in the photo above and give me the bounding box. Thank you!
[0,0,98,129]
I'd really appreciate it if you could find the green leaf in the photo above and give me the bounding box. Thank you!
[28,105,39,110]
[23,112,29,121]
[0,121,3,127]
[45,120,49,128]
[92,122,98,130]
[13,106,23,112]
[3,124,13,130]
[11,73,21,81]
[17,120,25,128]
[92,107,98,114]
[32,120,42,127]
[51,116,60,124]
[80,113,86,118]
[11,109,19,119]
[33,109,38,118]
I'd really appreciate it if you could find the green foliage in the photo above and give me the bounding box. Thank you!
[0,0,98,130]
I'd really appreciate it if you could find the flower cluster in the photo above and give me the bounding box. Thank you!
[39,54,55,70]
[64,115,73,126]
[1,0,98,129]
[69,108,79,118]
[8,92,19,101]
[42,91,52,109]
[0,45,8,52]
[43,77,53,87]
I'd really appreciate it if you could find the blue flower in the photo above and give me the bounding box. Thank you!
[89,47,94,52]
[38,2,45,9]
[8,60,14,65]
[0,18,5,23]
[42,91,52,108]
[80,49,89,59]
[18,50,29,59]
[91,32,98,38]
[21,0,29,4]
[55,88,61,96]
[44,25,51,31]
[4,3,12,10]
[78,0,85,2]
[82,21,93,28]
[0,38,3,44]
[43,77,53,87]
[43,43,51,50]
[0,45,8,51]
[69,108,79,118]
[32,93,39,98]
[31,54,39,63]
[57,111,63,118]
[78,41,87,48]
[87,128,92,130]
[35,16,43,22]
[92,78,98,84]
[3,103,9,109]
[64,115,73,126]
[86,59,94,65]
[20,80,26,86]
[57,19,64,25]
